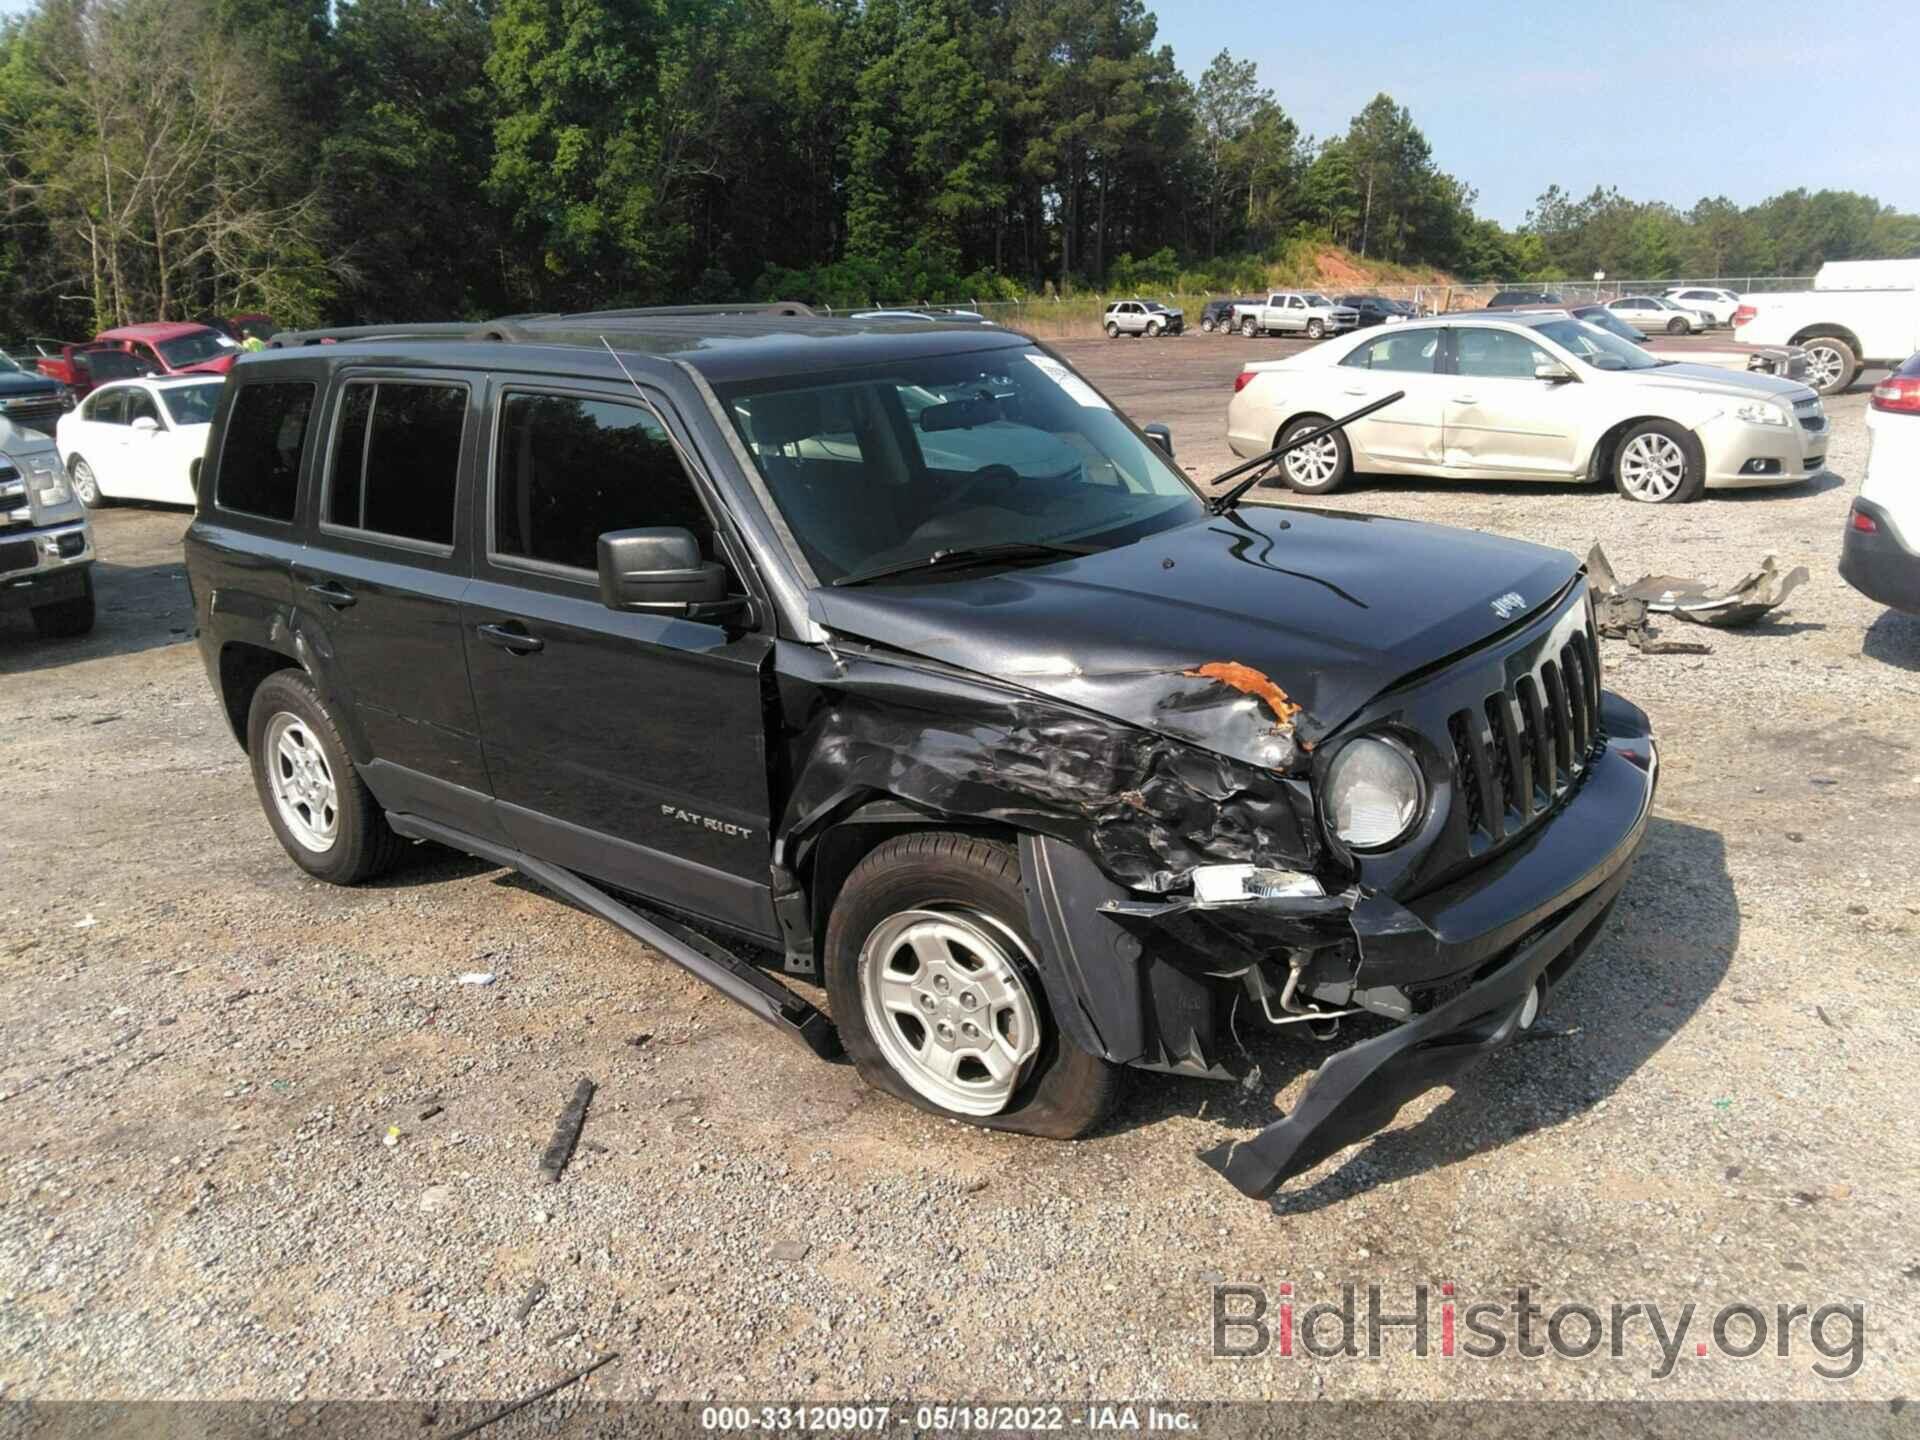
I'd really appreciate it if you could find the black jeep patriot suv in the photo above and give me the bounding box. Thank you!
[183,305,1657,1197]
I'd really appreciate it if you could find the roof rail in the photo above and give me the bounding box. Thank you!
[267,302,818,351]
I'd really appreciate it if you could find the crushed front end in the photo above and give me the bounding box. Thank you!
[1017,579,1657,1198]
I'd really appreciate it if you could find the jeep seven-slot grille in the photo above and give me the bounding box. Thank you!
[1450,624,1603,846]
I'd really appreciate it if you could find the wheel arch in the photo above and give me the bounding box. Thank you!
[216,640,302,751]
[1587,413,1704,485]
[1790,323,1863,356]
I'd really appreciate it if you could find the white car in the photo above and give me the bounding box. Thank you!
[1226,311,1826,504]
[1606,295,1709,335]
[1663,287,1741,326]
[1840,353,1920,613]
[1733,258,1920,396]
[55,376,223,506]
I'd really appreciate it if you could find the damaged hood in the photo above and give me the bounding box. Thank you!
[812,507,1579,765]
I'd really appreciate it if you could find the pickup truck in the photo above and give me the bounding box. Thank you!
[1233,291,1359,341]
[1733,259,1920,396]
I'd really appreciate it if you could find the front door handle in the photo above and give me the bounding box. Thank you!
[476,621,545,655]
[1341,386,1369,396]
[1452,394,1479,404]
[305,581,356,609]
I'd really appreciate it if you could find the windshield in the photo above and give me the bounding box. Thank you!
[1531,318,1664,371]
[160,381,224,426]
[155,330,239,368]
[718,346,1204,584]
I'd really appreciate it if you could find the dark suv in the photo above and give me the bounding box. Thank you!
[183,305,1657,1198]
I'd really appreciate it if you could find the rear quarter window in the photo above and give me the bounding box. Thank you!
[215,381,315,523]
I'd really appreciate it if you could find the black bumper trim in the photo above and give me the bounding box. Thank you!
[1198,851,1637,1199]
[1840,499,1920,615]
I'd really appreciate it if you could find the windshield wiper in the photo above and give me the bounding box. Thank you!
[831,540,1101,587]
[1206,390,1405,514]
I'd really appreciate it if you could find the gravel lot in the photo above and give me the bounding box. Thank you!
[2,335,1917,1413]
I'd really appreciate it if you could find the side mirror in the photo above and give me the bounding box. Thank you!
[597,527,747,622]
[130,415,160,434]
[1534,361,1574,383]
[1143,422,1174,456]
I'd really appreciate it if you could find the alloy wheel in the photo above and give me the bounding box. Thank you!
[1617,432,1688,502]
[1283,432,1340,488]
[264,711,339,852]
[1803,344,1845,391]
[69,458,101,507]
[858,907,1042,1116]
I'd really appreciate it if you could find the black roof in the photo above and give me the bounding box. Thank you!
[264,307,1031,386]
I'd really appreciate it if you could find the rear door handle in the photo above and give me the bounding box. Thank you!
[1452,394,1479,404]
[476,621,544,655]
[1341,386,1369,396]
[305,581,356,609]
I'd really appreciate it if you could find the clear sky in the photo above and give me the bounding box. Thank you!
[1149,0,1918,225]
[1,0,1913,226]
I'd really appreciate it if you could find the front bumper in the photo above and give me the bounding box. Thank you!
[0,520,94,611]
[1701,408,1827,488]
[1840,498,1920,614]
[1024,691,1658,1200]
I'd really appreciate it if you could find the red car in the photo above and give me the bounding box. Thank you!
[90,322,243,378]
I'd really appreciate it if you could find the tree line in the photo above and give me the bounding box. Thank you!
[2,0,1915,336]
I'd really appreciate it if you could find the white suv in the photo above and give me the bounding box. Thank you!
[1664,287,1741,327]
[1102,300,1185,338]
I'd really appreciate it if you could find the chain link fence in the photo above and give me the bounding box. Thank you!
[812,278,1815,340]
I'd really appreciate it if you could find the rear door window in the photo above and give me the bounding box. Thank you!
[323,379,467,548]
[1341,332,1440,373]
[215,381,315,523]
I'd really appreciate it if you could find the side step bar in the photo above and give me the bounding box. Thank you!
[387,814,841,1059]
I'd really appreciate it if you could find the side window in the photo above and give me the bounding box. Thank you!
[1341,332,1439,373]
[215,381,314,522]
[324,379,466,547]
[493,393,716,575]
[1454,328,1553,379]
[1288,296,1305,309]
[124,388,161,426]
[86,389,126,425]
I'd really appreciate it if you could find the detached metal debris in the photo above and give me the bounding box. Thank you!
[1586,544,1810,652]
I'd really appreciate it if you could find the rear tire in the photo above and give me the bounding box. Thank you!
[1798,335,1859,396]
[31,571,95,638]
[1272,416,1352,495]
[1612,419,1705,503]
[824,832,1120,1140]
[1201,317,1216,334]
[1240,316,1258,338]
[246,670,405,885]
[1104,321,1120,338]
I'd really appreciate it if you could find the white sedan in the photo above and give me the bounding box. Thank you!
[55,376,223,507]
[1226,311,1827,504]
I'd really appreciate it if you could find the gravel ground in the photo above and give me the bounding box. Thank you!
[1,338,1916,1412]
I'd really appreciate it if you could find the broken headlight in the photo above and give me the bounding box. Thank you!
[1324,736,1422,850]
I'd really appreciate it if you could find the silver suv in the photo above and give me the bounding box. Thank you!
[1103,300,1185,338]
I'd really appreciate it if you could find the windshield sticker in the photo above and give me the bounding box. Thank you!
[1025,353,1111,410]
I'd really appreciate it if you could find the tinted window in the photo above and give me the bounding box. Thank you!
[124,388,161,425]
[216,382,314,521]
[1453,328,1553,379]
[325,380,465,546]
[86,389,126,425]
[494,394,713,574]
[160,382,224,427]
[1341,331,1439,373]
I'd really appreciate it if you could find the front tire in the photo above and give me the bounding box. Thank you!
[31,571,95,638]
[1799,335,1859,396]
[69,456,104,507]
[1146,319,1164,338]
[1272,416,1352,495]
[824,833,1120,1139]
[246,670,404,884]
[1666,317,1687,335]
[1613,420,1705,503]
[1306,319,1325,339]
